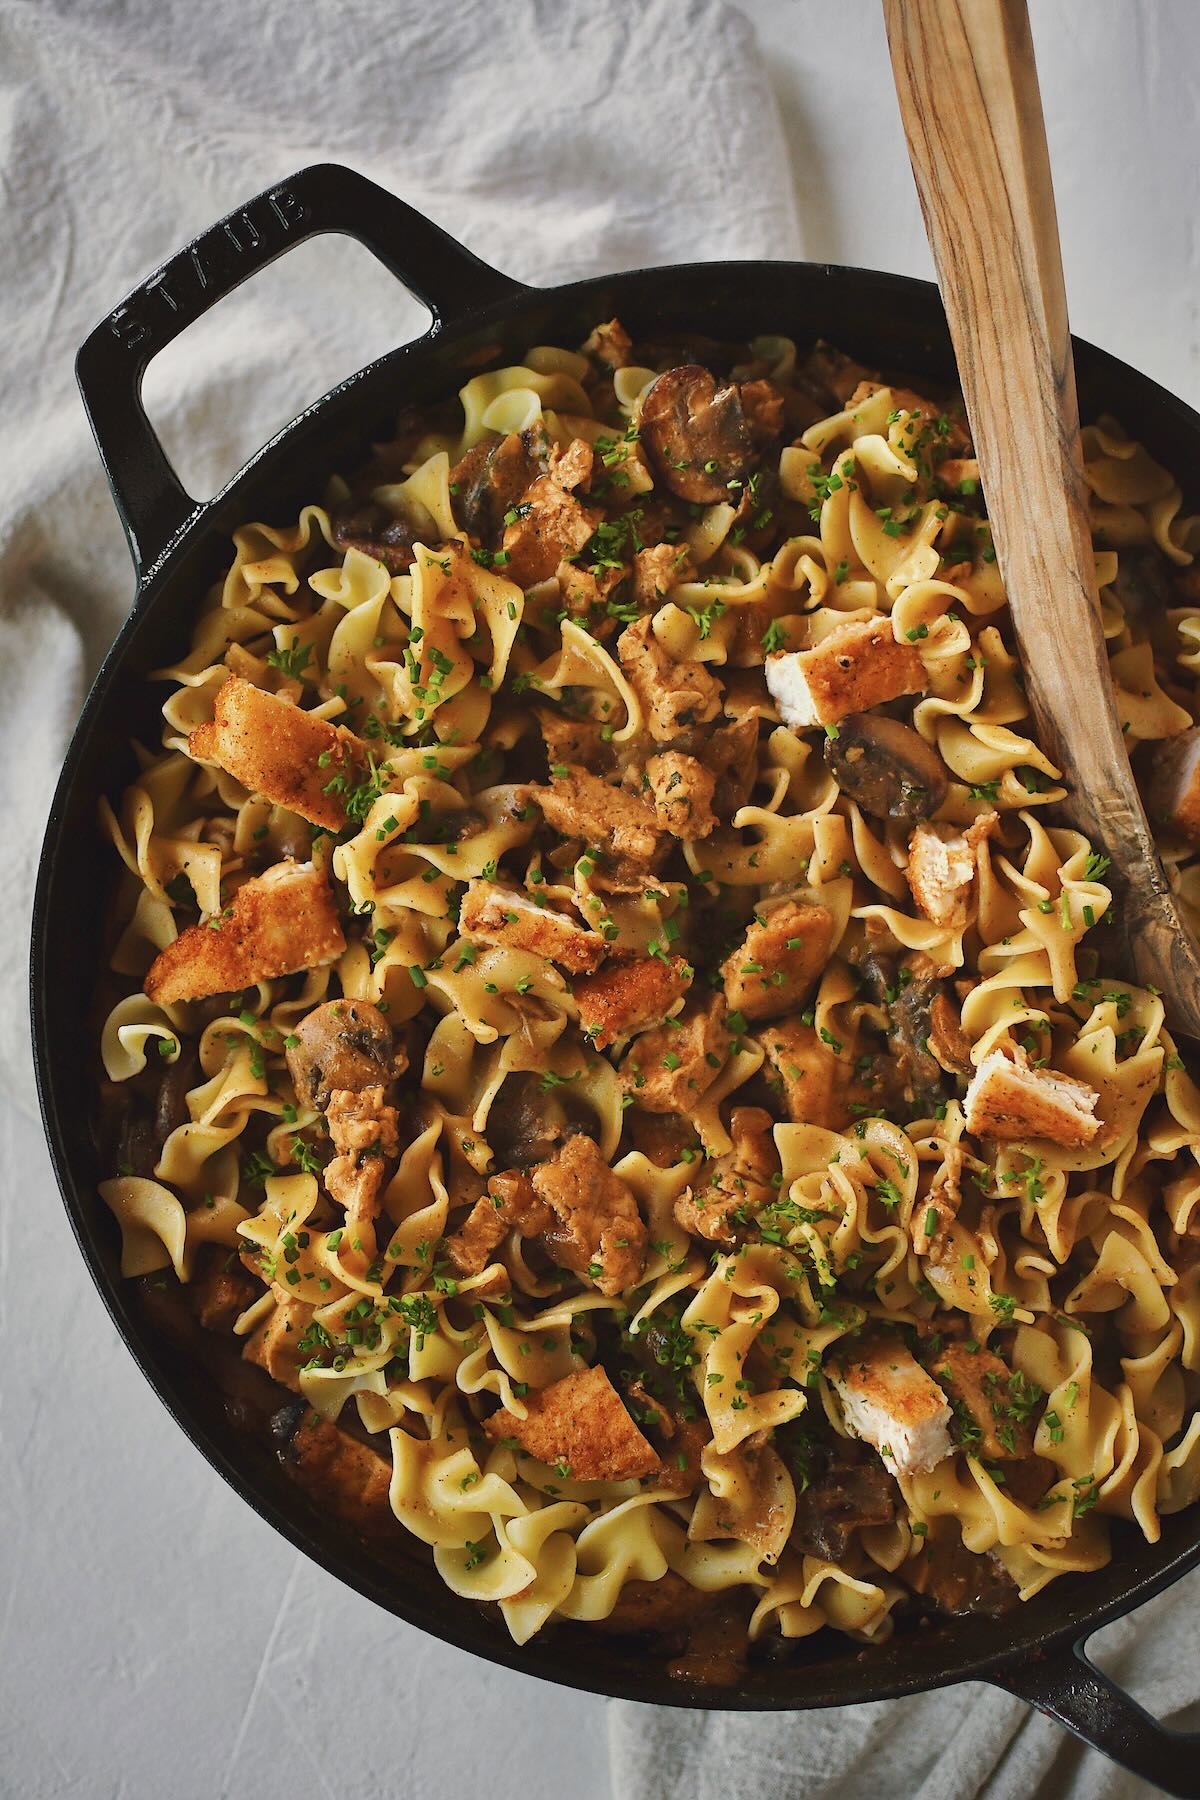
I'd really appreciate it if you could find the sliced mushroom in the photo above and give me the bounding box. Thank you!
[448,426,549,541]
[284,998,400,1111]
[856,951,949,1109]
[824,713,948,821]
[330,501,415,575]
[484,1071,592,1171]
[640,365,781,503]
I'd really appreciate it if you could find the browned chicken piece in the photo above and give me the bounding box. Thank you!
[645,751,717,838]
[533,767,666,886]
[244,1297,314,1392]
[285,998,402,1111]
[144,861,345,1005]
[444,1170,553,1277]
[189,676,369,831]
[931,1341,1037,1461]
[459,878,605,975]
[273,1405,394,1534]
[324,1085,401,1227]
[756,1018,852,1128]
[484,1364,659,1480]
[829,1336,953,1477]
[191,1245,259,1333]
[720,900,834,1022]
[963,1048,1100,1149]
[531,1134,647,1296]
[907,813,997,929]
[766,619,927,730]
[501,443,600,587]
[581,318,634,370]
[1146,728,1200,847]
[709,711,760,814]
[574,953,692,1049]
[632,542,694,606]
[848,380,971,455]
[621,1001,730,1113]
[617,616,723,743]
[675,1105,775,1244]
[448,426,549,541]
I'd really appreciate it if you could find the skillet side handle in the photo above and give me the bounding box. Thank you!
[75,161,529,577]
[990,1640,1200,1797]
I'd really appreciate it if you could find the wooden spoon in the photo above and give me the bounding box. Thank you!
[884,0,1200,1038]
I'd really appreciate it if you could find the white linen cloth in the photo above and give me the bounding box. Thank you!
[1,2,1197,1796]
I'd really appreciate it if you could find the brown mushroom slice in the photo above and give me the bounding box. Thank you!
[640,365,760,503]
[824,713,948,822]
[448,425,549,542]
[284,998,400,1111]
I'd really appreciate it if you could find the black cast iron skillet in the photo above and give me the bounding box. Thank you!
[31,162,1200,1793]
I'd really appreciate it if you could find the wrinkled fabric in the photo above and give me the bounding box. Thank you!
[3,3,1196,1795]
[608,1570,1200,1797]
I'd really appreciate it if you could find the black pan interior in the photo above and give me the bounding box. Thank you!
[34,258,1200,1708]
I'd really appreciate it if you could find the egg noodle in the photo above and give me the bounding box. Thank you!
[96,322,1200,1653]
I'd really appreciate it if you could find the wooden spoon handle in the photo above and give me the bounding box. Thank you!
[884,0,1200,1024]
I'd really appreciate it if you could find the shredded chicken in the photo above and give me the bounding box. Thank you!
[756,1018,852,1127]
[617,616,723,743]
[501,443,599,586]
[533,766,665,886]
[243,1298,313,1392]
[445,1171,552,1277]
[907,813,997,929]
[324,1085,400,1227]
[931,1341,1037,1461]
[144,861,345,1005]
[632,542,694,606]
[674,1106,775,1244]
[581,318,634,370]
[531,1134,647,1295]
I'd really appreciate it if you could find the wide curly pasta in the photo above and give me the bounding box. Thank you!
[96,321,1200,1672]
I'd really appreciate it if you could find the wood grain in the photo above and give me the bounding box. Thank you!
[884,0,1200,1037]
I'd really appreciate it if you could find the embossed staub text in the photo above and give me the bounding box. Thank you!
[107,186,309,353]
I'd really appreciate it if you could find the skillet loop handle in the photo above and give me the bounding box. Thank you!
[991,1639,1200,1797]
[75,161,529,578]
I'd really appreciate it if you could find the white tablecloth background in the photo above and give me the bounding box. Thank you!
[2,2,1198,1796]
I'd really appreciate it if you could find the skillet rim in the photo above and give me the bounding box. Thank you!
[32,241,1200,1716]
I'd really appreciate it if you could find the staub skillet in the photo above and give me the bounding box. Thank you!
[31,162,1200,1792]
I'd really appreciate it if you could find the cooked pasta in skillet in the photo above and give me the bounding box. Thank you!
[96,320,1200,1657]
